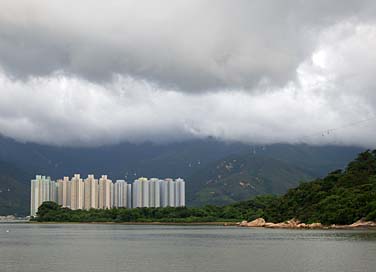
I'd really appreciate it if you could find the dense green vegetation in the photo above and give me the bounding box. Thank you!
[35,150,376,225]
[233,150,376,225]
[34,201,241,223]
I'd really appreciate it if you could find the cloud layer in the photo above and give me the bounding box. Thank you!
[0,1,375,147]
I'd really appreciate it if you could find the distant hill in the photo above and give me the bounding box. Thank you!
[0,160,30,216]
[187,154,314,206]
[0,136,247,179]
[0,135,364,215]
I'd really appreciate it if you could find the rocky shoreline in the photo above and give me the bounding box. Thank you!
[237,218,376,229]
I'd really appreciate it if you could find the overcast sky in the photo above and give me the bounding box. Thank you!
[0,0,376,147]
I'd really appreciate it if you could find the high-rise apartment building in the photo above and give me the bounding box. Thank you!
[57,176,72,208]
[149,178,161,207]
[63,176,71,208]
[167,178,176,207]
[98,175,112,209]
[30,175,56,217]
[84,175,98,210]
[160,180,169,207]
[114,180,128,208]
[30,174,185,216]
[175,178,185,207]
[133,177,148,208]
[132,178,185,208]
[70,174,84,210]
[57,179,64,206]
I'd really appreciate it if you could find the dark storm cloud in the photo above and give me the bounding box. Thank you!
[0,0,375,147]
[0,0,374,92]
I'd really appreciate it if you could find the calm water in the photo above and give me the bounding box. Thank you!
[0,224,375,272]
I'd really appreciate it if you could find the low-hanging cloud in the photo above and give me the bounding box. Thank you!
[0,1,375,147]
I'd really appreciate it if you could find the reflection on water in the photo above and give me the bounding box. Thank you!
[0,224,375,272]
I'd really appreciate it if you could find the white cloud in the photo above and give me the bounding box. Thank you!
[0,1,375,147]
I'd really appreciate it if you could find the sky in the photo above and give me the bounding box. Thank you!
[0,0,376,147]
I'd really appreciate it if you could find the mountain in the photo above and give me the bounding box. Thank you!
[0,136,362,180]
[186,144,365,206]
[249,144,363,176]
[0,135,364,215]
[0,160,30,215]
[0,136,247,179]
[187,154,314,206]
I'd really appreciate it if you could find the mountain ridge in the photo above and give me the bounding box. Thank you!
[0,136,364,215]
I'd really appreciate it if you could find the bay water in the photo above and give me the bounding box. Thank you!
[0,224,375,272]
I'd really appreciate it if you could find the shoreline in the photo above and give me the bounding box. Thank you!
[238,218,376,230]
[11,220,376,229]
[26,221,239,226]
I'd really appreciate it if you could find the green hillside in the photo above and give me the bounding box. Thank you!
[188,154,313,206]
[233,150,376,224]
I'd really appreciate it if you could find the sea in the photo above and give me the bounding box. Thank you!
[0,223,375,272]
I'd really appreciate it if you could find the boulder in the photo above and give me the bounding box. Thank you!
[350,220,376,228]
[264,222,279,228]
[286,219,300,228]
[239,220,249,227]
[246,218,266,227]
[288,218,300,224]
[308,223,323,229]
[297,223,308,229]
